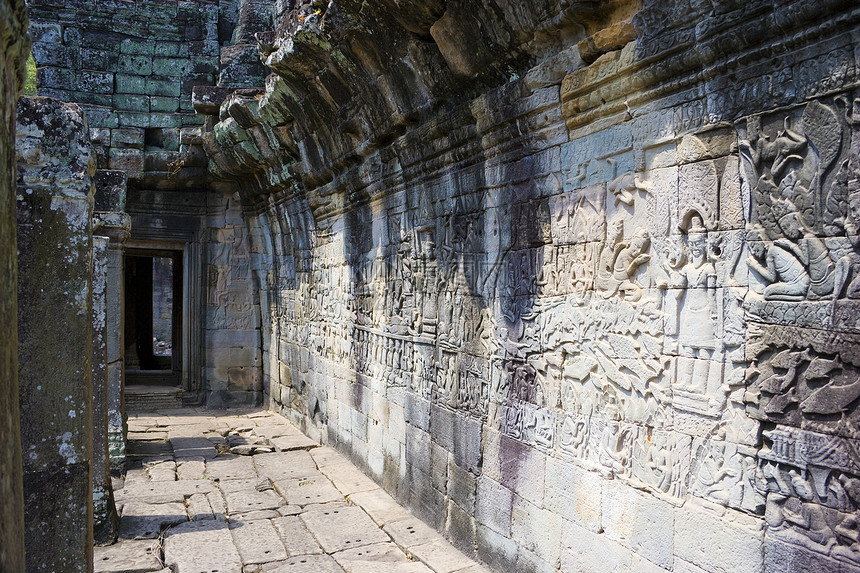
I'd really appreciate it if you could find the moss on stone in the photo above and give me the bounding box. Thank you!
[22,53,36,96]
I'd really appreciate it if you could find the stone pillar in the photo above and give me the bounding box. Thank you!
[91,233,119,544]
[0,0,29,570]
[93,170,130,476]
[16,96,96,572]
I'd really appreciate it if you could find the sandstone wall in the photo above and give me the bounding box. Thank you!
[27,0,264,403]
[204,1,860,571]
[16,95,97,572]
[0,0,29,569]
[26,0,219,187]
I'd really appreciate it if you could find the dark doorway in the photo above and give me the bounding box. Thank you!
[125,249,183,386]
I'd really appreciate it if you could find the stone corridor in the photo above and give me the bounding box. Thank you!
[97,408,486,573]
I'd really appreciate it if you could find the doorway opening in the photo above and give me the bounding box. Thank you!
[125,249,183,387]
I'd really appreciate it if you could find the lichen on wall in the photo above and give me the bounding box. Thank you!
[16,95,97,572]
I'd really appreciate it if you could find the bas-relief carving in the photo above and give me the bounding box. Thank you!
[760,426,860,566]
[249,89,860,568]
[488,135,752,501]
[742,97,860,439]
[735,94,860,564]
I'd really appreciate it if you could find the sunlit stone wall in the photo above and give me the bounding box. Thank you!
[204,1,859,571]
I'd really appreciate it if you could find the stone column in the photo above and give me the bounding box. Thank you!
[0,0,29,570]
[16,96,96,572]
[91,233,119,544]
[93,170,131,476]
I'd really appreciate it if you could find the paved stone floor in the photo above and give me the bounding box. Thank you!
[97,408,488,573]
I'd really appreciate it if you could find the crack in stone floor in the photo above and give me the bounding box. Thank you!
[97,407,488,573]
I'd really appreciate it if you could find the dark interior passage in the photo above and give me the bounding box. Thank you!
[125,250,183,385]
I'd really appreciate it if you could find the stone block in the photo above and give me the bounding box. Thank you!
[229,518,288,564]
[333,542,433,573]
[30,22,62,44]
[113,94,150,112]
[409,537,478,573]
[153,57,191,76]
[405,394,430,431]
[145,76,180,97]
[36,65,74,89]
[117,111,151,128]
[163,520,242,572]
[205,455,257,481]
[118,502,187,539]
[602,480,674,569]
[81,104,119,128]
[78,70,114,94]
[191,85,236,115]
[272,516,323,556]
[120,38,155,55]
[93,539,162,573]
[148,113,182,128]
[763,534,842,573]
[264,554,344,572]
[348,488,412,527]
[150,96,180,112]
[445,500,477,555]
[475,476,513,536]
[477,524,519,572]
[481,426,502,482]
[499,435,545,506]
[544,456,602,532]
[93,169,127,211]
[447,458,477,514]
[224,486,283,514]
[274,476,343,506]
[115,73,146,94]
[81,47,119,71]
[110,127,145,149]
[560,521,666,573]
[511,496,562,567]
[674,500,764,573]
[186,493,214,521]
[430,442,448,492]
[108,147,144,175]
[300,505,389,553]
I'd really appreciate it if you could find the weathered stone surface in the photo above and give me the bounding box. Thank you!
[16,95,96,573]
[274,476,344,507]
[163,520,243,572]
[116,478,215,504]
[223,484,284,514]
[264,554,345,573]
[230,518,288,565]
[347,489,412,528]
[93,539,161,573]
[332,543,433,573]
[300,506,390,553]
[271,516,323,557]
[0,2,28,569]
[118,501,187,540]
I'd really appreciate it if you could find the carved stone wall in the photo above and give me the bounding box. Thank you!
[202,1,860,571]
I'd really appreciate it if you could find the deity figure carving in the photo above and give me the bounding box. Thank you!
[675,214,718,395]
[771,198,853,302]
[596,219,651,301]
[746,225,811,301]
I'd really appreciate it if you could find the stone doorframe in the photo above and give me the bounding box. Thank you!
[124,238,203,397]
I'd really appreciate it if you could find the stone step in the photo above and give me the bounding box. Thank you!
[125,385,183,412]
